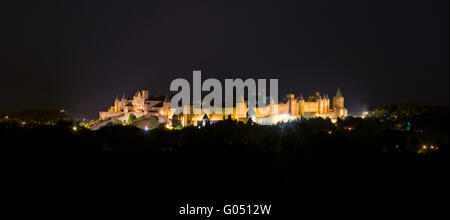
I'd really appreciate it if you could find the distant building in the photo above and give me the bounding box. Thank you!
[99,90,170,124]
[99,88,347,126]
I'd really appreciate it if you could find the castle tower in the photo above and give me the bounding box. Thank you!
[133,89,146,111]
[114,96,120,112]
[322,94,326,113]
[333,87,345,117]
[134,90,142,98]
[324,94,330,113]
[236,95,246,117]
[298,93,305,115]
[141,90,149,100]
[315,92,323,114]
[269,98,278,115]
[333,87,344,110]
[163,93,170,108]
[286,93,296,115]
[121,94,127,111]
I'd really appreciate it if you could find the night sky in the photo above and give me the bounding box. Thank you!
[1,0,448,118]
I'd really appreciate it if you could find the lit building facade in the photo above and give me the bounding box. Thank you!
[99,88,347,126]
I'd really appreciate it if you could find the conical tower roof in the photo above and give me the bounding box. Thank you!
[336,87,343,97]
[163,93,170,102]
[134,90,142,97]
[270,97,276,105]
[238,95,245,103]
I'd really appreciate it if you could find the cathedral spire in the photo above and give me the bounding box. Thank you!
[299,93,304,100]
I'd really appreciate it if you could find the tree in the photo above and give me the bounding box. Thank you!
[128,114,136,124]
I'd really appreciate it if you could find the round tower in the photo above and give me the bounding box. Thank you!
[121,94,127,111]
[315,92,323,114]
[322,96,327,114]
[298,93,305,115]
[333,87,344,112]
[236,95,246,117]
[114,96,120,112]
[324,94,330,113]
[269,98,278,116]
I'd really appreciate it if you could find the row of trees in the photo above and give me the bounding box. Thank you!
[1,104,447,159]
[1,113,447,157]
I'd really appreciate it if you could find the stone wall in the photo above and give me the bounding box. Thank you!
[99,111,125,120]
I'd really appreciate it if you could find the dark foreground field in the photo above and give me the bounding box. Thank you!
[5,151,448,218]
[2,110,449,218]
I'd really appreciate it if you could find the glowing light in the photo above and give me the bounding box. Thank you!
[361,111,369,118]
[430,146,434,149]
[328,130,332,134]
[144,126,149,132]
[422,145,427,149]
[72,126,77,131]
[331,118,337,124]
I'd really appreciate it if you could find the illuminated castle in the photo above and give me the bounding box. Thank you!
[99,90,170,123]
[99,88,347,126]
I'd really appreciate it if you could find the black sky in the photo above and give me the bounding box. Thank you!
[1,0,448,118]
